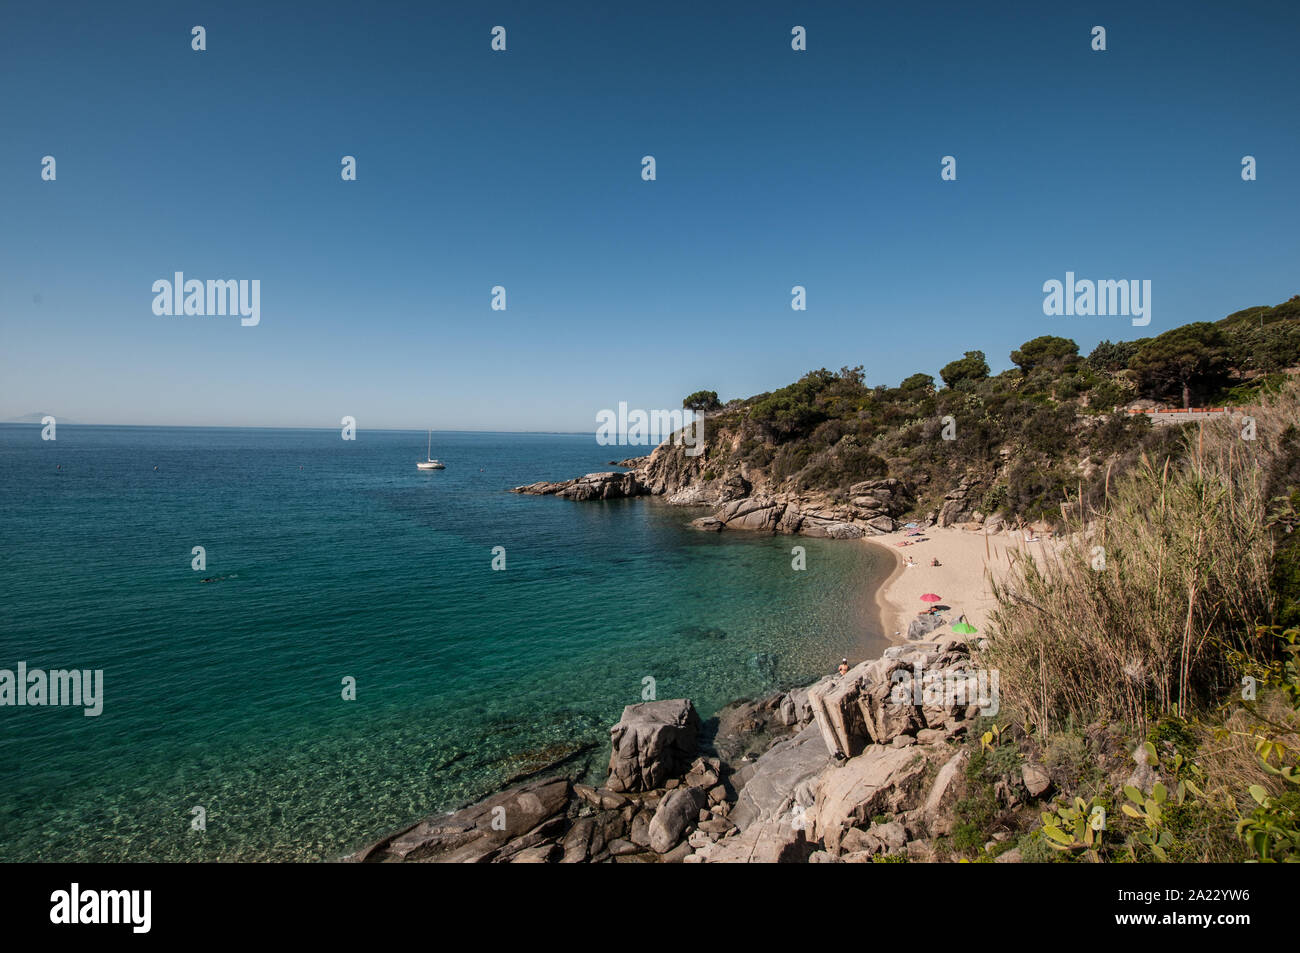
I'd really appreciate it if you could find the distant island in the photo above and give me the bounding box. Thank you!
[4,412,79,425]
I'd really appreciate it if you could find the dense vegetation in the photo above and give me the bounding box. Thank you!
[684,295,1300,524]
[941,386,1300,864]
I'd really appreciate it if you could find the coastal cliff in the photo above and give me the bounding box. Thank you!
[514,424,982,539]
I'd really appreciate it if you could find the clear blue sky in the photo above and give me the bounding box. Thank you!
[1,1,1297,430]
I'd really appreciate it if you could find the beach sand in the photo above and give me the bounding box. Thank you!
[865,525,1065,644]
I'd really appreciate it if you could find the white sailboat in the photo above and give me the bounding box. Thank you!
[417,429,445,470]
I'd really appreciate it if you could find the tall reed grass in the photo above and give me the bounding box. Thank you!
[983,388,1300,732]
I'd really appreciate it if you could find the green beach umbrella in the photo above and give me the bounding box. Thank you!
[951,622,978,634]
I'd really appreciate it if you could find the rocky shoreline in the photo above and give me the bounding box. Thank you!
[346,634,1012,863]
[509,428,1020,539]
[513,467,917,539]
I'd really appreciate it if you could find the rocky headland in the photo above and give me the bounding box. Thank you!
[511,426,1025,540]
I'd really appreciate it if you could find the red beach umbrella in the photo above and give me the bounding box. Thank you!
[920,593,942,602]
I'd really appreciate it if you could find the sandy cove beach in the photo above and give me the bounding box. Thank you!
[865,526,1066,644]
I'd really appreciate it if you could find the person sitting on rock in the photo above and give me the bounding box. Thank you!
[837,658,850,676]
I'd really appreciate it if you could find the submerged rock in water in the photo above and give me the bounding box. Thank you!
[679,624,727,641]
[748,652,779,684]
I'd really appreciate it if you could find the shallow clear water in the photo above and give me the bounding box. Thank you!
[0,424,888,860]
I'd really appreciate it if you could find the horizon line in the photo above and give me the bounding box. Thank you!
[0,421,594,436]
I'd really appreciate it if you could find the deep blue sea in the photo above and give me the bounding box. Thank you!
[0,425,888,861]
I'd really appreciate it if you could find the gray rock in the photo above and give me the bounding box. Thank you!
[810,745,933,854]
[923,748,969,836]
[717,497,786,532]
[864,820,908,853]
[1021,762,1051,798]
[560,816,596,863]
[573,784,628,810]
[779,692,797,726]
[866,516,896,534]
[629,809,653,848]
[648,786,709,853]
[730,723,830,831]
[606,698,701,793]
[606,838,640,857]
[352,777,570,863]
[513,471,645,501]
[907,612,948,641]
[557,472,644,501]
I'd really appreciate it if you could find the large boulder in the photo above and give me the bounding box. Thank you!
[648,786,708,853]
[1021,762,1051,798]
[730,723,830,831]
[907,612,948,641]
[777,502,805,534]
[351,777,570,863]
[807,655,926,757]
[847,479,914,516]
[807,667,872,759]
[717,497,785,532]
[866,516,896,534]
[809,745,933,854]
[923,748,970,835]
[859,668,924,744]
[937,476,982,527]
[606,699,701,793]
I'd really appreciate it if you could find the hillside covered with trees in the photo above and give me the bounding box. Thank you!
[684,295,1300,524]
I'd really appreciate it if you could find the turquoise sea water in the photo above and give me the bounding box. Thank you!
[0,425,888,861]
